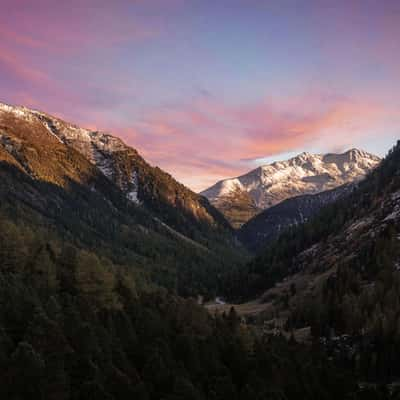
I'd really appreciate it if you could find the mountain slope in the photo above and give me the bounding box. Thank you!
[0,209,357,400]
[0,102,245,297]
[222,142,400,382]
[209,187,261,229]
[0,100,392,397]
[0,102,363,400]
[202,150,380,227]
[237,183,354,252]
[0,102,232,244]
[243,142,400,297]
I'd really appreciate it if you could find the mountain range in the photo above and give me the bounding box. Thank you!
[207,141,400,394]
[202,149,380,228]
[2,100,400,399]
[234,140,400,342]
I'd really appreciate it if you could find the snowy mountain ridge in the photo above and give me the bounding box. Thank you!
[0,101,139,202]
[0,101,233,237]
[202,149,381,214]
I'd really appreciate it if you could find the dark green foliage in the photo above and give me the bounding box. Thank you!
[1,110,399,397]
[229,141,400,300]
[0,213,359,399]
[233,141,400,387]
[0,160,247,300]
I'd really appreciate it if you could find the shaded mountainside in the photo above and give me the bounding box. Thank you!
[238,183,354,252]
[222,141,400,385]
[0,103,245,298]
[241,141,400,297]
[0,103,367,400]
[202,149,380,226]
[0,213,360,400]
[0,100,396,398]
[0,101,232,243]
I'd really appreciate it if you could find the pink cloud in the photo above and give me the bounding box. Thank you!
[0,1,165,121]
[0,1,162,57]
[107,94,395,192]
[0,46,51,85]
[2,1,398,193]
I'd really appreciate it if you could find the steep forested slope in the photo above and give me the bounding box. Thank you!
[227,141,400,385]
[242,141,400,296]
[0,101,397,398]
[238,183,354,252]
[0,104,244,298]
[0,102,233,245]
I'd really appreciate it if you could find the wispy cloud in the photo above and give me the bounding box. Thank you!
[108,93,395,191]
[1,0,399,192]
[0,47,51,84]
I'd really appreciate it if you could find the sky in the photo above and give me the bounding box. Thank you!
[1,0,399,192]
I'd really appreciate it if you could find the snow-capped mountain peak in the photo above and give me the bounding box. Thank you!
[0,101,233,236]
[201,149,381,225]
[0,101,139,203]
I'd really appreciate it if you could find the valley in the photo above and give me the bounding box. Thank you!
[0,101,398,399]
[2,2,399,398]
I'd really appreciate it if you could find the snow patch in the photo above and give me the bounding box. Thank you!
[126,170,139,204]
[41,119,64,144]
[93,151,113,179]
[347,218,374,233]
[215,297,226,305]
[391,190,400,201]
[384,209,400,222]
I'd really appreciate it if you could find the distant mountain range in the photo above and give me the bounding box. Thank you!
[202,150,380,228]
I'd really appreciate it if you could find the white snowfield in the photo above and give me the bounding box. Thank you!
[202,150,381,209]
[0,101,140,204]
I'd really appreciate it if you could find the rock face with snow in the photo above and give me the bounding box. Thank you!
[0,101,233,242]
[0,102,139,202]
[202,150,381,227]
[245,140,400,307]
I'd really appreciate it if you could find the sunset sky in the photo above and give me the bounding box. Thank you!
[1,0,400,191]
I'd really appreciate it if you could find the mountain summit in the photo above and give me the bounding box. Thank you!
[0,101,232,238]
[0,101,244,297]
[201,149,380,227]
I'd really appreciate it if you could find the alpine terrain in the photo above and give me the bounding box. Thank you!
[219,141,400,390]
[202,150,380,227]
[0,100,397,400]
[0,101,244,298]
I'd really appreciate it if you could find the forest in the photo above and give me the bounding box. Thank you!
[1,109,400,398]
[0,211,365,399]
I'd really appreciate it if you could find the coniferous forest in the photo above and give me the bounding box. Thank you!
[3,1,400,398]
[0,212,366,399]
[0,99,400,399]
